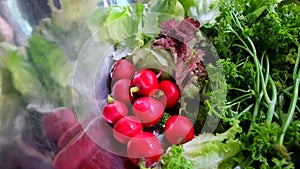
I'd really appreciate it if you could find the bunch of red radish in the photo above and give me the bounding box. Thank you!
[42,108,136,169]
[102,59,195,167]
[40,59,195,169]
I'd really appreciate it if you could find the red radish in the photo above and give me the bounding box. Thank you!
[113,116,143,144]
[80,145,136,169]
[150,89,167,108]
[111,59,135,82]
[112,79,135,105]
[132,97,164,127]
[53,131,99,169]
[127,132,163,168]
[41,108,77,142]
[54,116,130,169]
[130,69,159,96]
[164,115,194,145]
[102,96,128,124]
[54,114,136,169]
[159,80,180,109]
[58,112,97,151]
[57,122,83,151]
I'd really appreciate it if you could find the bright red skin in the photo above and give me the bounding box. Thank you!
[112,79,134,105]
[127,132,163,168]
[132,97,164,127]
[102,100,128,124]
[150,89,167,108]
[131,69,159,96]
[41,108,78,142]
[80,146,137,169]
[111,59,135,82]
[159,80,180,109]
[113,116,143,144]
[164,115,194,145]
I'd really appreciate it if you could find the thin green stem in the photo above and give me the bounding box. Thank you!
[296,105,300,113]
[254,92,264,121]
[239,155,254,168]
[228,88,254,93]
[227,21,254,57]
[226,92,255,105]
[254,66,260,93]
[281,90,300,101]
[232,44,253,55]
[277,94,285,124]
[279,53,300,147]
[282,86,293,93]
[293,45,300,80]
[248,91,263,136]
[248,37,270,104]
[266,77,277,124]
[206,101,231,122]
[263,53,270,85]
[276,46,299,158]
[227,97,252,108]
[246,36,257,58]
[236,104,254,119]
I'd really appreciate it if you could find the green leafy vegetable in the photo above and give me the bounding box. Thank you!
[0,33,73,112]
[1,46,41,98]
[161,145,194,169]
[201,0,300,167]
[87,0,187,60]
[181,125,242,169]
[188,0,221,27]
[178,0,197,13]
[147,0,185,18]
[1,0,300,168]
[28,34,73,87]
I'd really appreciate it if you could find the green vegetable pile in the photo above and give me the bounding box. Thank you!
[1,0,300,168]
[199,0,300,168]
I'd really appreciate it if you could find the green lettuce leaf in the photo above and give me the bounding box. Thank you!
[87,0,186,60]
[27,34,73,87]
[181,125,242,169]
[0,33,74,112]
[178,0,197,13]
[87,8,109,35]
[148,0,185,17]
[0,43,41,98]
[188,0,221,27]
[129,43,175,74]
[106,6,133,43]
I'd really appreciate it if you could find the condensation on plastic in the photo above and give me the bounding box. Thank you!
[0,0,224,168]
[0,1,132,168]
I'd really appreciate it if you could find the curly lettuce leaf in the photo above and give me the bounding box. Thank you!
[188,0,221,27]
[182,125,243,169]
[106,6,134,43]
[162,145,194,169]
[88,5,135,43]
